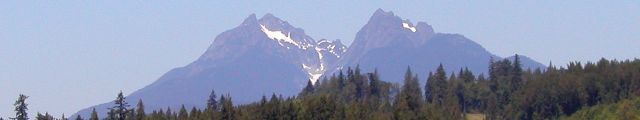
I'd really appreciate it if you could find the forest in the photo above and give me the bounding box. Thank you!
[5,55,640,120]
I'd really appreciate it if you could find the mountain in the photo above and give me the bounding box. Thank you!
[74,9,545,117]
[324,9,545,82]
[73,14,344,117]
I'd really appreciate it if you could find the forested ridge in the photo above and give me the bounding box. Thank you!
[5,56,640,120]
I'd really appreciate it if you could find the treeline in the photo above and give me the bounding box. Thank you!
[562,96,640,119]
[5,56,640,120]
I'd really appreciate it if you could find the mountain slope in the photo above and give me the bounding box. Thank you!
[74,9,545,117]
[73,14,343,117]
[325,9,545,82]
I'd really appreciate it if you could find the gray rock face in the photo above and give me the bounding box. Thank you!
[73,9,544,118]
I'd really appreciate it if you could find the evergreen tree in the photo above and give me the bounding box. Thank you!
[164,107,172,120]
[206,90,219,120]
[135,99,145,120]
[36,112,55,120]
[337,70,346,89]
[368,69,381,97]
[60,114,67,120]
[178,105,188,120]
[393,67,424,120]
[106,109,115,120]
[126,109,136,120]
[511,54,523,91]
[11,94,28,120]
[207,90,219,111]
[189,107,199,120]
[301,80,315,96]
[89,108,98,120]
[220,94,235,120]
[35,112,47,120]
[75,115,82,120]
[426,64,447,105]
[109,91,130,120]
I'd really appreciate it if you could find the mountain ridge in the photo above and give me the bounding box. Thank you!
[73,9,545,117]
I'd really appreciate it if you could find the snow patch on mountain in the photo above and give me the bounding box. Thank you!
[302,63,323,83]
[260,24,301,49]
[402,22,416,32]
[316,40,347,58]
[329,43,347,58]
[315,47,324,60]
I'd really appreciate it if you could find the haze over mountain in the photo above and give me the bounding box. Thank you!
[74,13,346,117]
[74,9,543,117]
[325,9,544,82]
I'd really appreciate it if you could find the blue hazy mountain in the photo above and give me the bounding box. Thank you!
[324,9,545,83]
[73,9,543,117]
[73,14,345,117]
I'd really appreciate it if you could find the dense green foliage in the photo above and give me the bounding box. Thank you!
[562,97,640,120]
[6,57,640,120]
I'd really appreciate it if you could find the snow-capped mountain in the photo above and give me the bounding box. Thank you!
[324,9,545,83]
[74,9,545,117]
[73,13,344,117]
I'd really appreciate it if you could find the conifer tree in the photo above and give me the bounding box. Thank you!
[178,105,188,120]
[126,109,136,120]
[300,80,315,96]
[207,90,219,111]
[426,64,448,105]
[135,99,145,120]
[393,67,424,120]
[40,112,54,120]
[35,112,45,120]
[109,91,130,120]
[106,109,115,120]
[511,54,523,91]
[89,108,98,120]
[11,94,28,120]
[220,94,235,120]
[60,114,67,120]
[74,115,82,120]
[368,69,381,97]
[189,107,199,119]
[206,90,219,120]
[164,107,172,120]
[337,70,346,89]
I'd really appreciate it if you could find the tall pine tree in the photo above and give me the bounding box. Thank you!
[178,105,188,120]
[206,90,219,120]
[74,115,82,120]
[393,67,424,120]
[300,80,315,96]
[135,99,145,120]
[11,94,28,120]
[109,91,130,120]
[426,64,448,105]
[89,108,99,120]
[511,54,523,91]
[220,94,235,120]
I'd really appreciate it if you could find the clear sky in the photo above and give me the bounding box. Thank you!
[1,0,639,118]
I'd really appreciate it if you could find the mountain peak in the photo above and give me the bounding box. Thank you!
[260,13,284,23]
[258,13,295,32]
[373,8,394,17]
[370,9,398,23]
[241,14,258,26]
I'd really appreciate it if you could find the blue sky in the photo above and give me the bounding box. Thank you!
[1,0,639,117]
